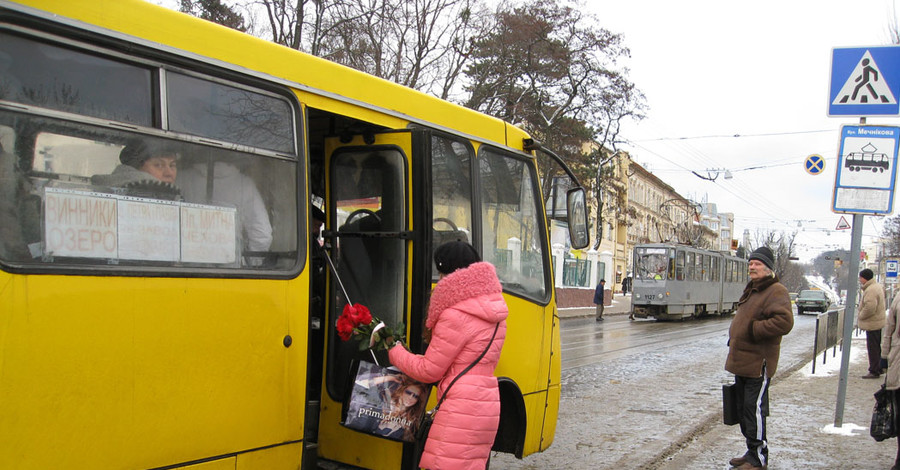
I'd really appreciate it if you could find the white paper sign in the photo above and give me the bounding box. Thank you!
[43,188,239,265]
[44,188,118,258]
[117,197,180,261]
[180,203,237,264]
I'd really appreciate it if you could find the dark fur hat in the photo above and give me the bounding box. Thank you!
[434,241,481,275]
[749,246,775,270]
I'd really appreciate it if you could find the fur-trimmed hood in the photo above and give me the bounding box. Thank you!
[426,261,505,330]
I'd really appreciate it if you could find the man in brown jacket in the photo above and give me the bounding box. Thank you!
[859,268,886,378]
[725,246,794,470]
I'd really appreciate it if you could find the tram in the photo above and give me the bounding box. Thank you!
[630,243,748,320]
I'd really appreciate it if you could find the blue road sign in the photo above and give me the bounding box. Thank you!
[805,154,825,175]
[829,46,900,116]
[887,260,899,279]
[832,125,899,215]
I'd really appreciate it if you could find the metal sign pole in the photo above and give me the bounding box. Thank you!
[834,213,864,426]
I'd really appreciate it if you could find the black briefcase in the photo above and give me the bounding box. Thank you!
[722,383,739,425]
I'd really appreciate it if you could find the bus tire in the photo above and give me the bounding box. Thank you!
[493,378,526,458]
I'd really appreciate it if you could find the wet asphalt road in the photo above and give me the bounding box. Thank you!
[560,313,736,370]
[490,308,821,469]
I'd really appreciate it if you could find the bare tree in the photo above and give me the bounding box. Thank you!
[882,213,900,256]
[748,229,807,292]
[179,0,247,31]
[253,0,305,48]
[239,0,486,99]
[463,0,645,243]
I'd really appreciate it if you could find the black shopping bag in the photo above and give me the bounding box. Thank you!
[341,360,432,442]
[871,384,896,442]
[723,383,740,425]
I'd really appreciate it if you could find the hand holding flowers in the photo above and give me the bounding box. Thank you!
[336,303,405,351]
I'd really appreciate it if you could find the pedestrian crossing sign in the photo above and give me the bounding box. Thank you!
[829,46,900,116]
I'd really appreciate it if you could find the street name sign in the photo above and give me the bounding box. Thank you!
[829,46,900,116]
[832,125,899,215]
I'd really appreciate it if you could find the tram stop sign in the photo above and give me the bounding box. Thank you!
[887,260,899,284]
[832,125,900,215]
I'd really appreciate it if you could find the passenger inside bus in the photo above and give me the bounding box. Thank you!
[177,156,273,261]
[0,138,29,261]
[91,140,182,200]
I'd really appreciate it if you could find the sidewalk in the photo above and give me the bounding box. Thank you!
[659,331,897,469]
[558,293,633,319]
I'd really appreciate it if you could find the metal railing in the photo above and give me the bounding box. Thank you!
[812,307,845,374]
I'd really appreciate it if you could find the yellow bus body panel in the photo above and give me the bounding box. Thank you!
[236,442,305,470]
[317,397,403,469]
[179,458,235,470]
[0,271,306,469]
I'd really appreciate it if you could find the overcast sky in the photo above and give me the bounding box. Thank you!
[585,0,900,262]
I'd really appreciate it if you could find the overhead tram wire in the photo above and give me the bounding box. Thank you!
[718,171,810,225]
[677,140,808,223]
[632,128,836,142]
[630,127,840,184]
[621,132,845,239]
[627,139,808,224]
[622,121,722,175]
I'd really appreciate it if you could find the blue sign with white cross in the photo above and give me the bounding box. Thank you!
[829,46,900,116]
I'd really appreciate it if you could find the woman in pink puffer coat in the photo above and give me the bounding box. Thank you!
[388,241,507,470]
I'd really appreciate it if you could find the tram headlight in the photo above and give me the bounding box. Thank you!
[658,293,665,299]
[634,293,641,299]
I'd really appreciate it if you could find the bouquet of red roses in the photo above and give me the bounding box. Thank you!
[336,303,405,351]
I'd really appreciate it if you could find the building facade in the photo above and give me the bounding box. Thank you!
[551,151,732,307]
[700,202,736,252]
[626,161,705,247]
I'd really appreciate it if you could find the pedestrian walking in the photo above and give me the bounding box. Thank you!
[594,279,606,322]
[880,294,900,470]
[725,246,794,470]
[859,268,887,379]
[388,241,507,470]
